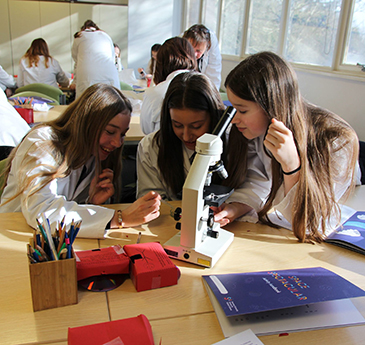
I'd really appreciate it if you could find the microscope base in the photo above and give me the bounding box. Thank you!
[163,229,234,268]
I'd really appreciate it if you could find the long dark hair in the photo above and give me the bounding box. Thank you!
[74,19,101,38]
[154,71,225,198]
[153,37,197,85]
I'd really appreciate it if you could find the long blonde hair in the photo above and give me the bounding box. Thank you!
[1,83,132,205]
[224,51,358,243]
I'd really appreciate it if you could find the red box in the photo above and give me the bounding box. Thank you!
[123,242,180,292]
[75,245,130,281]
[68,314,154,345]
[16,107,34,124]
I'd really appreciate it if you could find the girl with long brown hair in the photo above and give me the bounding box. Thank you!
[18,38,69,88]
[213,51,360,243]
[0,84,160,238]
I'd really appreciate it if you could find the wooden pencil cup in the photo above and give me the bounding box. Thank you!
[28,255,78,312]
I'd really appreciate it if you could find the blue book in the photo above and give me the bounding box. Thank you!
[325,211,365,255]
[202,267,365,317]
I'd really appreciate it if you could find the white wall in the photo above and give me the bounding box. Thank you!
[127,0,183,73]
[221,58,365,141]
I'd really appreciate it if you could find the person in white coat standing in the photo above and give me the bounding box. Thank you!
[71,20,120,98]
[183,24,222,91]
[0,84,161,238]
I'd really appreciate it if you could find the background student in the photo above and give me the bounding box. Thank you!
[0,64,17,97]
[137,71,226,200]
[0,84,160,238]
[114,43,124,72]
[183,24,222,91]
[17,38,70,89]
[138,43,161,78]
[213,51,361,243]
[140,37,197,135]
[71,20,119,98]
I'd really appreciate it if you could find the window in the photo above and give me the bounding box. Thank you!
[344,0,365,66]
[286,0,342,67]
[185,0,365,76]
[247,0,283,55]
[220,0,246,56]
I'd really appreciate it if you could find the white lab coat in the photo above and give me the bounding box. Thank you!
[228,134,362,234]
[18,56,69,88]
[0,65,16,91]
[137,132,194,200]
[72,29,120,98]
[0,89,30,147]
[140,70,189,135]
[198,30,222,91]
[0,126,114,238]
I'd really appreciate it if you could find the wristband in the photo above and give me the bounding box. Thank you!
[117,210,124,228]
[282,165,301,175]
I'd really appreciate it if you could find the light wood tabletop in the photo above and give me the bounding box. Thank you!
[1,187,365,344]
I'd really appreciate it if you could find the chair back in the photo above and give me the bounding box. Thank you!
[15,83,65,104]
[12,91,59,105]
[120,81,134,91]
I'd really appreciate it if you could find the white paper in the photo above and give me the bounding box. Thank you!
[212,329,264,345]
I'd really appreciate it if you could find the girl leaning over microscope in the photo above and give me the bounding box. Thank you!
[212,51,361,243]
[137,71,227,201]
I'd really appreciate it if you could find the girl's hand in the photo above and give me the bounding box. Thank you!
[111,191,161,228]
[211,202,253,226]
[89,168,115,205]
[264,119,301,173]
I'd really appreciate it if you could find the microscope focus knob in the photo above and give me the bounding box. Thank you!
[176,222,181,230]
[207,214,215,228]
[207,230,219,239]
[174,207,182,221]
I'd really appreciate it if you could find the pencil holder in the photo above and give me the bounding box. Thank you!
[28,253,78,312]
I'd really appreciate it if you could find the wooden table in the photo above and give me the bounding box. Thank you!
[1,187,365,345]
[34,105,144,142]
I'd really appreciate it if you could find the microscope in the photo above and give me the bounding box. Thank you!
[164,106,236,268]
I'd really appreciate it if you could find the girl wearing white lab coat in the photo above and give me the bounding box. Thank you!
[0,84,160,238]
[72,20,120,98]
[213,51,360,243]
[18,38,69,89]
[140,37,197,135]
[137,71,226,200]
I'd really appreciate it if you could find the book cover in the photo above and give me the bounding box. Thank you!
[202,267,365,317]
[325,211,365,255]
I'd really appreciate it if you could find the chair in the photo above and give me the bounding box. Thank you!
[120,81,134,91]
[219,92,228,101]
[12,91,59,105]
[0,158,8,198]
[15,83,65,104]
